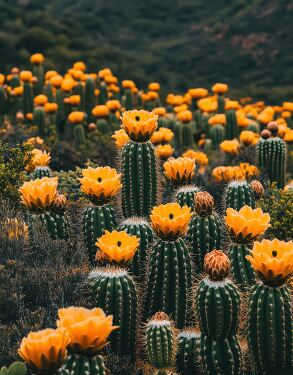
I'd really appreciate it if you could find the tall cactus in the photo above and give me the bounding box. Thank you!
[187,192,222,273]
[246,239,293,374]
[79,166,120,265]
[210,124,225,149]
[224,180,255,211]
[255,129,271,170]
[31,53,44,95]
[176,329,201,375]
[33,106,46,136]
[225,109,239,140]
[145,203,193,328]
[121,110,159,218]
[196,250,242,375]
[89,230,139,359]
[85,77,96,123]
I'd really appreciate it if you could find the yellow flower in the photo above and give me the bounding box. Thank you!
[188,88,208,99]
[68,111,84,124]
[121,109,158,141]
[30,53,45,65]
[182,150,208,171]
[26,137,44,146]
[11,86,23,96]
[284,129,293,144]
[239,162,259,179]
[19,328,70,373]
[163,157,195,185]
[26,149,51,171]
[240,130,259,146]
[61,78,75,92]
[92,105,109,118]
[246,239,293,286]
[45,70,58,81]
[44,102,58,114]
[257,107,275,124]
[106,100,121,112]
[155,144,174,159]
[220,140,240,155]
[177,110,192,123]
[212,83,228,94]
[57,307,117,356]
[34,94,48,106]
[112,129,130,148]
[68,95,81,106]
[237,113,251,127]
[150,203,191,239]
[50,75,63,88]
[20,71,33,82]
[225,205,270,243]
[95,230,139,263]
[197,97,217,113]
[148,82,160,91]
[148,91,159,100]
[174,104,188,114]
[282,102,293,112]
[73,61,86,72]
[153,107,167,117]
[225,100,240,110]
[208,114,226,125]
[151,127,174,144]
[99,68,112,79]
[19,177,58,211]
[79,166,122,203]
[122,80,136,89]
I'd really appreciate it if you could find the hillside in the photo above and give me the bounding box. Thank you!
[0,0,292,100]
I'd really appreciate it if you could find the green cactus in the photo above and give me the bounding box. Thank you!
[85,77,96,123]
[225,180,256,211]
[196,277,240,340]
[248,283,293,374]
[28,211,69,241]
[32,166,51,179]
[121,140,158,218]
[88,266,138,359]
[266,136,287,189]
[62,354,105,375]
[22,82,34,116]
[146,312,175,372]
[202,113,210,137]
[118,217,154,279]
[176,330,201,375]
[200,335,242,375]
[55,88,66,135]
[0,85,7,123]
[176,185,201,210]
[96,118,109,133]
[144,237,193,328]
[225,109,238,140]
[83,204,117,265]
[73,124,86,149]
[73,82,85,111]
[32,63,44,95]
[210,124,225,149]
[255,132,270,170]
[173,121,183,151]
[98,82,108,104]
[217,94,225,114]
[181,121,195,150]
[124,89,133,110]
[0,362,27,375]
[33,106,46,136]
[229,243,256,287]
[44,82,54,102]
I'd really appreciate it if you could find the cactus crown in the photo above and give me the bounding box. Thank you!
[148,312,171,327]
[204,250,230,281]
[250,180,264,198]
[194,191,214,216]
[267,121,279,136]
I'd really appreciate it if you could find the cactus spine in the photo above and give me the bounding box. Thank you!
[32,166,51,179]
[28,211,69,241]
[73,124,86,149]
[176,185,201,210]
[22,82,34,116]
[229,243,256,286]
[62,354,105,375]
[210,124,225,149]
[176,330,201,375]
[85,77,95,124]
[226,109,238,139]
[181,121,195,150]
[225,180,255,211]
[88,267,137,359]
[121,140,158,218]
[118,218,154,279]
[146,312,175,374]
[33,106,46,136]
[266,136,286,189]
[248,283,293,374]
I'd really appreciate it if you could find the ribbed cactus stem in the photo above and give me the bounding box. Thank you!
[176,185,201,210]
[229,243,256,287]
[146,312,175,371]
[225,180,255,211]
[28,211,69,240]
[55,88,66,135]
[124,89,133,110]
[226,109,239,139]
[85,78,95,124]
[62,354,106,375]
[181,121,195,150]
[73,124,86,149]
[22,82,34,115]
[121,140,158,218]
[88,267,137,359]
[32,166,51,180]
[176,330,201,375]
[210,124,225,149]
[32,64,44,95]
[118,217,154,279]
[144,237,193,328]
[255,130,271,170]
[266,137,287,189]
[248,283,293,374]
[217,94,225,114]
[83,204,117,265]
[99,82,108,104]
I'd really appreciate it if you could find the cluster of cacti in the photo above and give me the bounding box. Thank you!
[1,54,293,375]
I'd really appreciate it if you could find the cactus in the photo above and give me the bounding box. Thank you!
[200,335,242,375]
[181,121,195,150]
[32,63,44,95]
[124,89,133,110]
[0,85,7,123]
[210,124,225,149]
[146,312,175,373]
[248,283,293,374]
[55,88,66,135]
[73,124,86,149]
[144,237,193,328]
[121,140,158,218]
[224,180,256,211]
[99,82,108,104]
[229,243,256,286]
[28,211,69,241]
[73,82,85,111]
[118,217,154,279]
[0,362,27,375]
[255,129,270,170]
[32,166,51,179]
[187,192,222,273]
[33,106,46,136]
[176,185,201,210]
[83,204,117,265]
[88,267,138,359]
[266,135,287,189]
[22,82,34,115]
[62,354,105,375]
[217,94,225,114]
[44,82,54,102]
[225,109,238,140]
[173,121,183,151]
[85,77,95,123]
[176,330,201,375]
[96,118,109,133]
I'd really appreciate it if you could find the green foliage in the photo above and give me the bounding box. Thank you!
[0,142,32,207]
[0,362,27,375]
[258,184,293,241]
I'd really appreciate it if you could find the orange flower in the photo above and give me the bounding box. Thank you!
[122,80,136,89]
[50,75,63,88]
[182,149,208,171]
[240,130,259,146]
[225,100,240,110]
[282,102,293,112]
[68,95,81,106]
[163,157,195,185]
[30,53,45,65]
[220,140,240,155]
[44,102,58,114]
[20,71,33,82]
[45,70,58,81]
[121,110,158,141]
[153,107,166,117]
[155,144,174,159]
[148,82,160,91]
[99,68,112,79]
[225,205,270,243]
[57,307,117,356]
[197,98,217,113]
[11,86,23,96]
[150,202,191,239]
[212,83,228,94]
[208,114,226,125]
[34,94,48,106]
[68,111,84,124]
[106,100,121,112]
[177,110,192,123]
[92,105,109,118]
[61,78,75,92]
[19,328,70,373]
[73,61,86,72]
[188,88,208,99]
[151,127,174,144]
[174,104,188,114]
[95,230,139,263]
[111,129,130,148]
